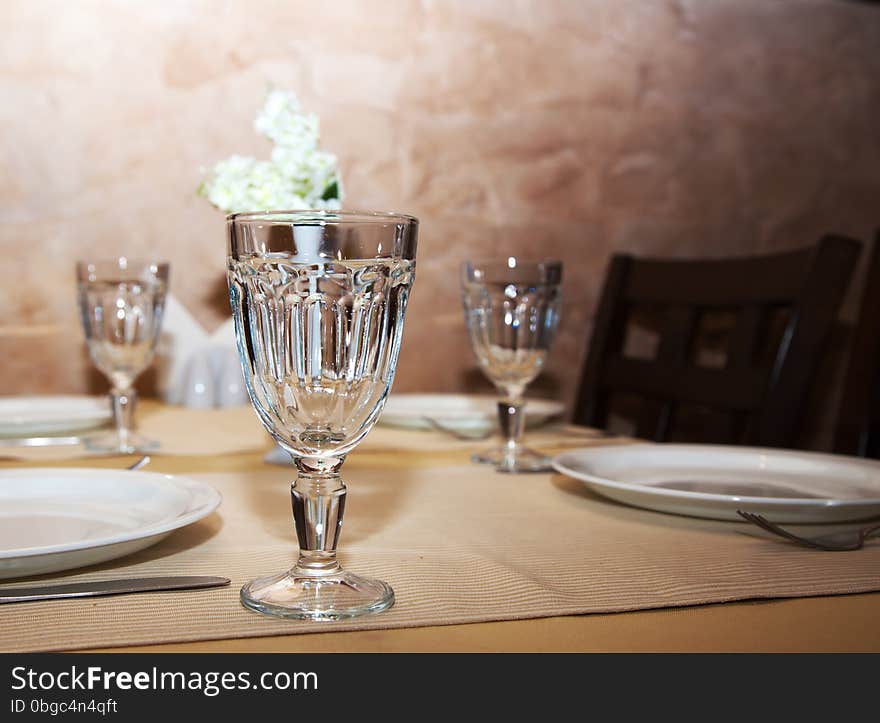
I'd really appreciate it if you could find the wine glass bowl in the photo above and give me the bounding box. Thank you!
[227,210,418,620]
[76,258,169,454]
[461,258,562,473]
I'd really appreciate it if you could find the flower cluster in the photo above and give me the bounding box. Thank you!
[198,89,342,214]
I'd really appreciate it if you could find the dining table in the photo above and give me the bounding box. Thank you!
[1,399,878,653]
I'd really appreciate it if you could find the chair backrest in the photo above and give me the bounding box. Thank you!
[834,231,880,458]
[573,236,861,447]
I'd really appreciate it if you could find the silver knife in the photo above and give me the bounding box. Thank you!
[0,576,230,604]
[0,435,85,447]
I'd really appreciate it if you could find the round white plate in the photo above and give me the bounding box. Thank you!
[379,393,565,433]
[0,395,112,437]
[552,444,880,523]
[0,468,221,579]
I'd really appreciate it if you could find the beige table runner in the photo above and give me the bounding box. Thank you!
[2,460,879,652]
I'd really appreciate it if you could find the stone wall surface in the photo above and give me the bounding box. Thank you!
[1,0,878,442]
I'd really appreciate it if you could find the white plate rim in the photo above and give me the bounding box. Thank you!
[0,395,112,437]
[0,468,222,559]
[384,392,565,411]
[381,393,565,421]
[0,395,111,422]
[551,443,880,511]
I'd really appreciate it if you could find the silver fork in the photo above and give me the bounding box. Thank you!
[127,455,151,471]
[421,417,494,441]
[737,510,880,551]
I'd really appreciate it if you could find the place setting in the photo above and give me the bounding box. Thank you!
[552,443,880,525]
[0,258,167,458]
[0,257,226,603]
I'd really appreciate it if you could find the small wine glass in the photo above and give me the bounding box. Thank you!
[76,258,169,454]
[461,258,562,473]
[227,210,418,620]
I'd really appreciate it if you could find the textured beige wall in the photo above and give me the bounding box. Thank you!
[1,0,879,417]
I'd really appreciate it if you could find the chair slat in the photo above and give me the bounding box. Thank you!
[624,250,812,305]
[635,306,699,440]
[574,255,631,431]
[752,236,861,446]
[727,304,764,370]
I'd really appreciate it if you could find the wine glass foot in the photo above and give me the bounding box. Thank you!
[84,430,159,455]
[240,568,395,620]
[472,444,552,473]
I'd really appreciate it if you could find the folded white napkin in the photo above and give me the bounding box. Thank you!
[155,294,248,408]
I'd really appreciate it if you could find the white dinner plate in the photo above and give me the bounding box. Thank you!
[552,444,880,523]
[0,395,112,437]
[0,468,221,579]
[379,393,565,434]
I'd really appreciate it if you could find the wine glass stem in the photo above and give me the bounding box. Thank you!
[291,457,347,576]
[111,387,137,446]
[497,398,525,452]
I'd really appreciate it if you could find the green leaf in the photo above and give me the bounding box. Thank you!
[321,181,339,201]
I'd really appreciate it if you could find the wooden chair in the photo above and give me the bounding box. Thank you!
[573,236,861,447]
[834,231,880,458]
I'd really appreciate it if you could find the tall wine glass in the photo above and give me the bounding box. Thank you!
[77,258,169,454]
[461,258,562,473]
[227,210,418,620]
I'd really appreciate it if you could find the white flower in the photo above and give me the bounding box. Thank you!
[199,88,343,213]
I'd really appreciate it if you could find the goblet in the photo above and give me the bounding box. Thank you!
[227,210,418,620]
[76,258,169,454]
[461,258,562,473]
